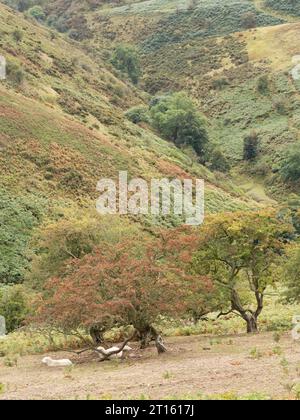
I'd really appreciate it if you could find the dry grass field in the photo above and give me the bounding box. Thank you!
[0,332,299,400]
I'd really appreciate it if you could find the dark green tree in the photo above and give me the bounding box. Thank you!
[243,131,259,161]
[111,44,141,85]
[208,148,230,172]
[150,92,209,158]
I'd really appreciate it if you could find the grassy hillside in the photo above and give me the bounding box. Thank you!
[2,0,299,285]
[264,0,300,18]
[1,2,300,402]
[2,1,299,194]
[79,0,300,200]
[0,3,257,284]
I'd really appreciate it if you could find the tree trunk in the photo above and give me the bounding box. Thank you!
[230,289,260,334]
[246,315,259,334]
[138,325,154,349]
[138,325,167,354]
[90,324,105,345]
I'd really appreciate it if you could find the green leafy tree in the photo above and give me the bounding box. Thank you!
[0,285,30,333]
[243,131,259,161]
[150,92,209,158]
[208,148,230,172]
[257,75,269,95]
[27,5,46,21]
[28,210,140,289]
[111,44,141,85]
[192,211,292,333]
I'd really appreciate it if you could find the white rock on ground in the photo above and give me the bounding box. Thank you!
[42,357,73,367]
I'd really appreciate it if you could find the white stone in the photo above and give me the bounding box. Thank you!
[42,357,73,367]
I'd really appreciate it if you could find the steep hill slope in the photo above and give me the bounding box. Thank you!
[2,1,299,194]
[80,0,300,199]
[0,4,253,207]
[0,3,257,283]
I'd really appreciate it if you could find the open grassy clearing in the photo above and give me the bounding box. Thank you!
[0,332,299,400]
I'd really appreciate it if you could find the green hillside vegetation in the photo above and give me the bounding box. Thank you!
[80,0,300,200]
[265,0,300,18]
[0,2,256,288]
[0,2,300,401]
[10,0,293,201]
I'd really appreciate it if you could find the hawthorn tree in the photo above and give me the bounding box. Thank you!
[160,227,221,322]
[28,211,139,289]
[33,233,211,353]
[191,211,292,333]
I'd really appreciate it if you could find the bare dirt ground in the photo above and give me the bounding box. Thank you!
[0,332,299,400]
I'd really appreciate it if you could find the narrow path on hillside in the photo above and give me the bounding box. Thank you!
[235,175,277,206]
[254,0,299,23]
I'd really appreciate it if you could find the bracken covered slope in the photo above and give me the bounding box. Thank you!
[0,3,258,282]
[81,0,300,198]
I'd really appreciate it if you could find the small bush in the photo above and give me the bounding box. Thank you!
[0,285,30,333]
[125,106,150,124]
[212,77,229,90]
[241,12,257,29]
[208,148,230,172]
[273,98,288,115]
[27,5,46,22]
[243,131,259,161]
[257,75,270,95]
[249,347,263,359]
[6,61,25,85]
[12,29,23,43]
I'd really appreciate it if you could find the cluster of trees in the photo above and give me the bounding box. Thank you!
[149,93,209,158]
[126,92,230,171]
[1,204,300,347]
[15,209,296,352]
